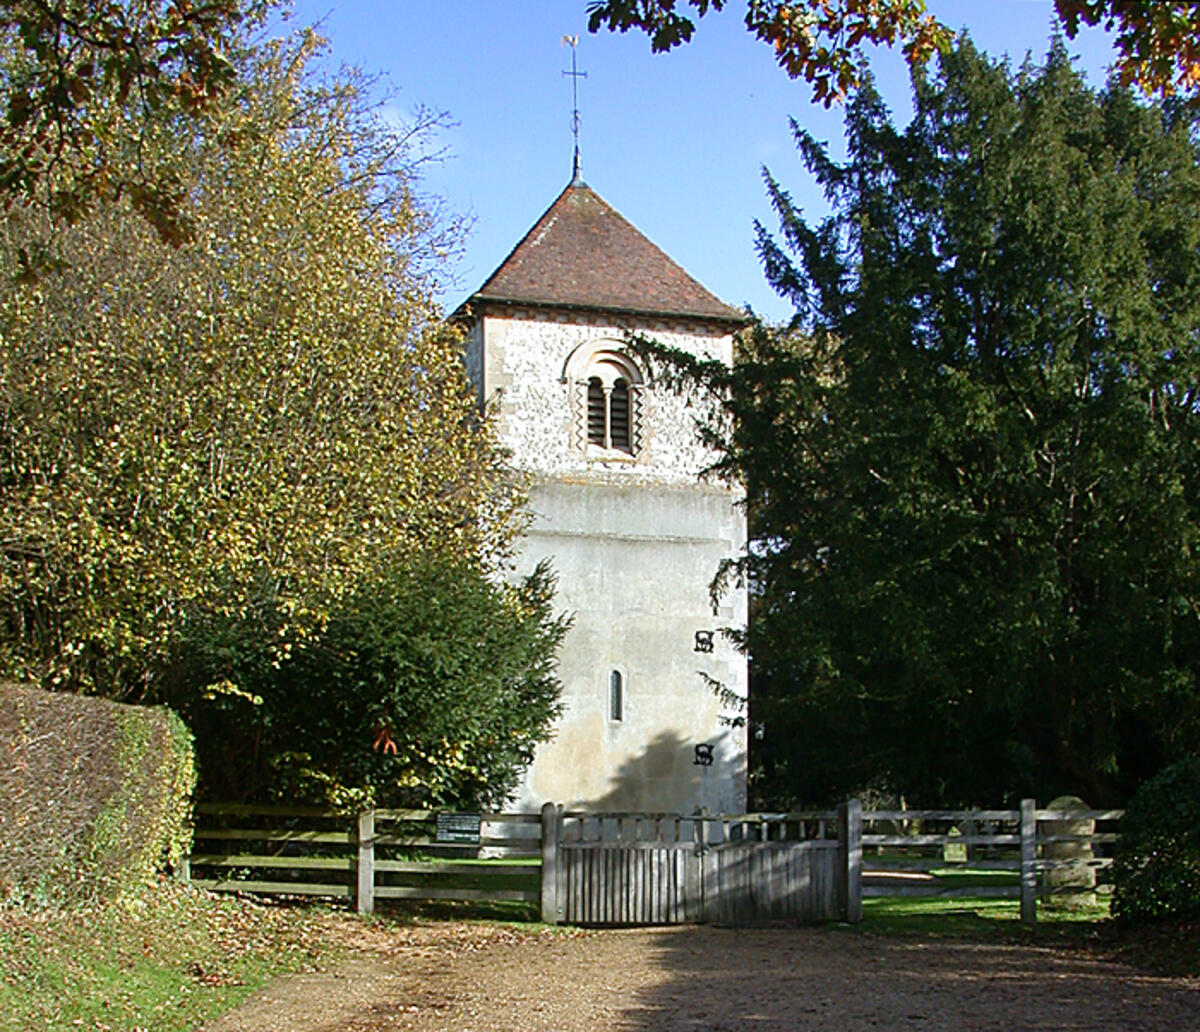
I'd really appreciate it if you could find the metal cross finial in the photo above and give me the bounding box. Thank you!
[562,35,587,183]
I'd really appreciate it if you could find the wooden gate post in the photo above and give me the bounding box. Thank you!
[1020,798,1037,926]
[357,809,375,915]
[837,798,863,924]
[540,801,560,924]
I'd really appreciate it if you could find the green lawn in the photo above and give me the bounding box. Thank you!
[923,867,1019,887]
[858,894,1200,976]
[861,895,1110,938]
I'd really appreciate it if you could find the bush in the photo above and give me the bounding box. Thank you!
[0,683,195,905]
[1112,754,1200,923]
[185,554,569,811]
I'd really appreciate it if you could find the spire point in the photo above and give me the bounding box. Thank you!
[562,35,587,184]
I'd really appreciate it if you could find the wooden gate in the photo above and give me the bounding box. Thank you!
[555,813,702,925]
[545,808,844,926]
[702,838,841,924]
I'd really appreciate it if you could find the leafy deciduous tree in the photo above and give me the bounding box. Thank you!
[588,1,1200,106]
[1057,1,1200,99]
[0,0,271,257]
[589,0,947,105]
[0,32,521,705]
[0,29,573,808]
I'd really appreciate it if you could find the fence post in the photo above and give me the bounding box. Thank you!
[1020,798,1037,926]
[357,809,375,916]
[837,798,863,924]
[540,801,559,924]
[691,810,709,924]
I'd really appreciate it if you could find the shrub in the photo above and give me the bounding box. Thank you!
[0,683,195,905]
[185,554,569,811]
[1112,754,1200,923]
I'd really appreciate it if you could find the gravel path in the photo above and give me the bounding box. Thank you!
[205,921,1200,1032]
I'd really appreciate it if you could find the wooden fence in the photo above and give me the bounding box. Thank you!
[857,802,1124,922]
[190,799,1122,927]
[189,804,541,911]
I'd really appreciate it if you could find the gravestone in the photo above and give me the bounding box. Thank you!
[1042,795,1096,908]
[942,824,967,864]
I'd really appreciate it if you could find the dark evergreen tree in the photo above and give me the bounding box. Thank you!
[186,555,570,810]
[656,37,1200,807]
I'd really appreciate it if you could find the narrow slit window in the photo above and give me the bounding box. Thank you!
[609,670,623,722]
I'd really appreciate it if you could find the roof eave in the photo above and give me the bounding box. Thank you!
[454,293,750,329]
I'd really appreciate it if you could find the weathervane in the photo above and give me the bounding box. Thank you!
[562,35,587,182]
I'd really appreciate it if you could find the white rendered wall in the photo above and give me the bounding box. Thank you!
[473,307,748,813]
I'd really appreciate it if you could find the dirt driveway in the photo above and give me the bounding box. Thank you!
[205,919,1200,1032]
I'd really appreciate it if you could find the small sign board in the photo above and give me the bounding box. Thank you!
[436,811,482,844]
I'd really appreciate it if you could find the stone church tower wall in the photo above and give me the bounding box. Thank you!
[458,180,748,813]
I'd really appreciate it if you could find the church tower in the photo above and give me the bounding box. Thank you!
[458,176,748,813]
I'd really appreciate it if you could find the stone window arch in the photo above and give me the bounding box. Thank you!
[563,343,645,458]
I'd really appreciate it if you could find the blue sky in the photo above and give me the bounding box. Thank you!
[284,1,1123,323]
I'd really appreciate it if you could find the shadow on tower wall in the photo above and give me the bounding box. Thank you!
[572,730,742,814]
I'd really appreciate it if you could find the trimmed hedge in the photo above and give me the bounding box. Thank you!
[1112,754,1200,923]
[0,683,195,906]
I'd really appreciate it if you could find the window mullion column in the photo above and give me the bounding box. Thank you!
[603,386,613,450]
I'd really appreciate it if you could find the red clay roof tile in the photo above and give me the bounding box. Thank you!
[465,180,746,324]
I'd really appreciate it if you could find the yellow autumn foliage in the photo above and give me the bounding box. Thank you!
[0,32,521,699]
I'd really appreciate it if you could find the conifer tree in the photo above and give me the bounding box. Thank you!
[663,38,1200,806]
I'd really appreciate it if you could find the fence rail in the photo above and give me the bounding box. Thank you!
[190,806,541,909]
[857,803,1123,917]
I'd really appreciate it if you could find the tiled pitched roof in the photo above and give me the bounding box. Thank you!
[463,180,746,324]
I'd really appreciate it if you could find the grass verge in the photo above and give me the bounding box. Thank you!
[860,895,1200,977]
[862,895,1109,938]
[0,880,333,1031]
[376,897,540,924]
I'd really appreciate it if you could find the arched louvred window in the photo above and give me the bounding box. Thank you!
[609,669,623,722]
[609,379,631,453]
[565,345,644,457]
[587,377,606,446]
